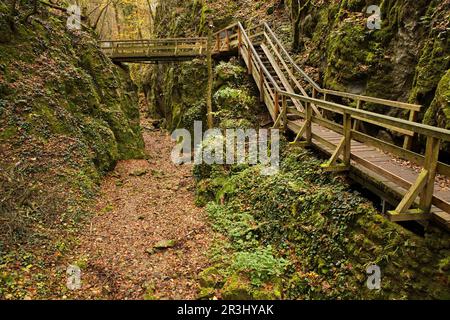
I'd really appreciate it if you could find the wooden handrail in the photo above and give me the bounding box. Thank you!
[321,89,421,112]
[214,22,239,37]
[263,23,321,91]
[236,22,281,92]
[99,38,207,44]
[279,91,450,142]
[262,23,422,113]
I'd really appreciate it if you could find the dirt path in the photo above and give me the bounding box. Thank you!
[71,119,212,300]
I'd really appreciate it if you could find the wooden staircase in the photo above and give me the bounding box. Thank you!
[255,45,301,120]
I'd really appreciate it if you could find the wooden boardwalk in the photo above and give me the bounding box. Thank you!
[100,22,450,231]
[288,120,450,228]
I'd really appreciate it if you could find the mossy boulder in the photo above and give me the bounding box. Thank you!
[215,61,246,89]
[198,266,224,288]
[221,274,282,300]
[424,69,450,130]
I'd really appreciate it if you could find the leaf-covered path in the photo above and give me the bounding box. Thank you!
[71,119,212,300]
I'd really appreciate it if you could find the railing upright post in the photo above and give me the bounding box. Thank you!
[248,48,252,75]
[419,136,440,212]
[259,67,264,102]
[216,34,221,52]
[207,24,214,129]
[403,109,418,150]
[274,91,279,120]
[226,30,230,50]
[237,27,242,56]
[282,95,287,131]
[353,100,361,131]
[306,101,312,145]
[343,112,352,166]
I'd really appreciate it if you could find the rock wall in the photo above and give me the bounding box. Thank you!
[0,1,144,258]
[286,0,449,128]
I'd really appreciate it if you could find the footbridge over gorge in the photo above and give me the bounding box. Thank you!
[100,22,450,231]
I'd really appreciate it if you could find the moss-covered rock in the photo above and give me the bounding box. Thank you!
[424,69,450,151]
[199,146,450,299]
[221,274,282,300]
[198,266,224,288]
[0,2,144,299]
[288,0,450,135]
[424,69,450,130]
[215,60,246,89]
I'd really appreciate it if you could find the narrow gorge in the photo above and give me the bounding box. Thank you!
[0,0,449,301]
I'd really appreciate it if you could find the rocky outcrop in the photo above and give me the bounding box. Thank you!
[0,3,144,247]
[286,0,449,128]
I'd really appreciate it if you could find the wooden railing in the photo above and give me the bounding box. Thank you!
[99,38,208,61]
[278,90,450,220]
[213,22,450,172]
[213,21,450,221]
[227,23,420,149]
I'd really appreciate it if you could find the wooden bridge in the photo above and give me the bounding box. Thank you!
[100,23,450,231]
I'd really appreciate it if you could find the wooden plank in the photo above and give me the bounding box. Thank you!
[388,209,431,222]
[392,170,429,214]
[321,89,422,112]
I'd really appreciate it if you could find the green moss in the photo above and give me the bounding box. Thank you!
[197,145,450,299]
[198,266,224,288]
[0,125,17,140]
[423,69,450,129]
[221,274,282,300]
[410,39,450,105]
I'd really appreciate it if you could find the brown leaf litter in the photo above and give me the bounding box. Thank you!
[69,119,213,300]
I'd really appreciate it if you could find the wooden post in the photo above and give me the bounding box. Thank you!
[274,91,280,120]
[207,23,214,129]
[419,136,440,212]
[343,112,352,166]
[226,30,230,50]
[259,67,264,102]
[281,95,287,131]
[216,33,221,52]
[248,48,252,75]
[306,101,312,144]
[353,100,361,131]
[237,27,242,56]
[403,110,417,150]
